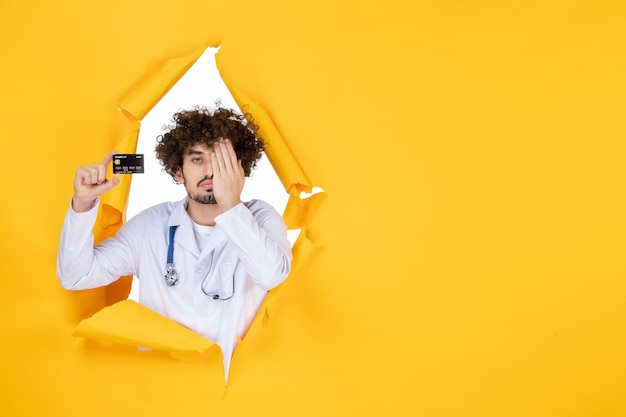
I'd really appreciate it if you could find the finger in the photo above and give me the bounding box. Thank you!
[213,142,229,176]
[225,140,240,173]
[223,139,238,163]
[101,174,121,192]
[96,162,108,184]
[216,140,237,174]
[209,150,221,179]
[101,150,116,167]
[224,141,244,177]
[78,164,106,185]
[76,165,99,185]
[77,161,109,186]
[89,151,114,185]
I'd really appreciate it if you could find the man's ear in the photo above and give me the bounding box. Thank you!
[173,168,184,184]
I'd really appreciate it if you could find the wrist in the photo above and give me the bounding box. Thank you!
[71,196,97,213]
[219,199,242,213]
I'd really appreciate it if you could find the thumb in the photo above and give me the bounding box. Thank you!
[110,173,121,187]
[100,174,121,193]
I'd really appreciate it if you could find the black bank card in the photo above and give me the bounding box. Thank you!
[112,154,144,174]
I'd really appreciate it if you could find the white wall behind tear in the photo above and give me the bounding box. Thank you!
[125,47,295,300]
[126,47,289,220]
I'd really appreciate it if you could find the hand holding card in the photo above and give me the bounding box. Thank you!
[72,151,123,212]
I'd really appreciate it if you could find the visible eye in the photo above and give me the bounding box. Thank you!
[192,157,202,164]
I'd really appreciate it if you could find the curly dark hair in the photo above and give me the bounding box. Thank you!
[155,106,264,178]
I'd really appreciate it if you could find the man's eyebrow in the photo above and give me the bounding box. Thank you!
[186,149,206,155]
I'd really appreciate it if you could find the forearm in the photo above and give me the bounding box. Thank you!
[216,203,292,290]
[56,200,125,290]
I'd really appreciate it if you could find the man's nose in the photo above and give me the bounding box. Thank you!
[203,159,214,177]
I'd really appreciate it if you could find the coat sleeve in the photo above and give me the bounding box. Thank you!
[214,201,292,291]
[56,200,137,290]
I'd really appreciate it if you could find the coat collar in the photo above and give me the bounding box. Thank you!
[167,197,227,259]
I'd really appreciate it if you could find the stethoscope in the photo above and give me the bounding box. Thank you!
[164,225,235,300]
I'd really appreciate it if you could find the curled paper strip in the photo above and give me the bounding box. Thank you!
[118,45,207,122]
[228,87,311,194]
[73,300,214,357]
[228,87,316,230]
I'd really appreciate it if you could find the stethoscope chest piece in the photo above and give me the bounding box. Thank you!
[164,263,179,286]
[162,224,233,299]
[164,225,179,286]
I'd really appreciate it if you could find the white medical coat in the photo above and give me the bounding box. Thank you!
[57,197,292,378]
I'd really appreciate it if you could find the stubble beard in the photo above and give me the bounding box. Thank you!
[182,174,217,205]
[190,192,217,205]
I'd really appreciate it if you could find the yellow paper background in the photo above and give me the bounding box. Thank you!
[2,1,626,416]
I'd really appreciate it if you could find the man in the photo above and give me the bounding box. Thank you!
[57,107,292,377]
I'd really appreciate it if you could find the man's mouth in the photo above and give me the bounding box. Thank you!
[198,176,213,189]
